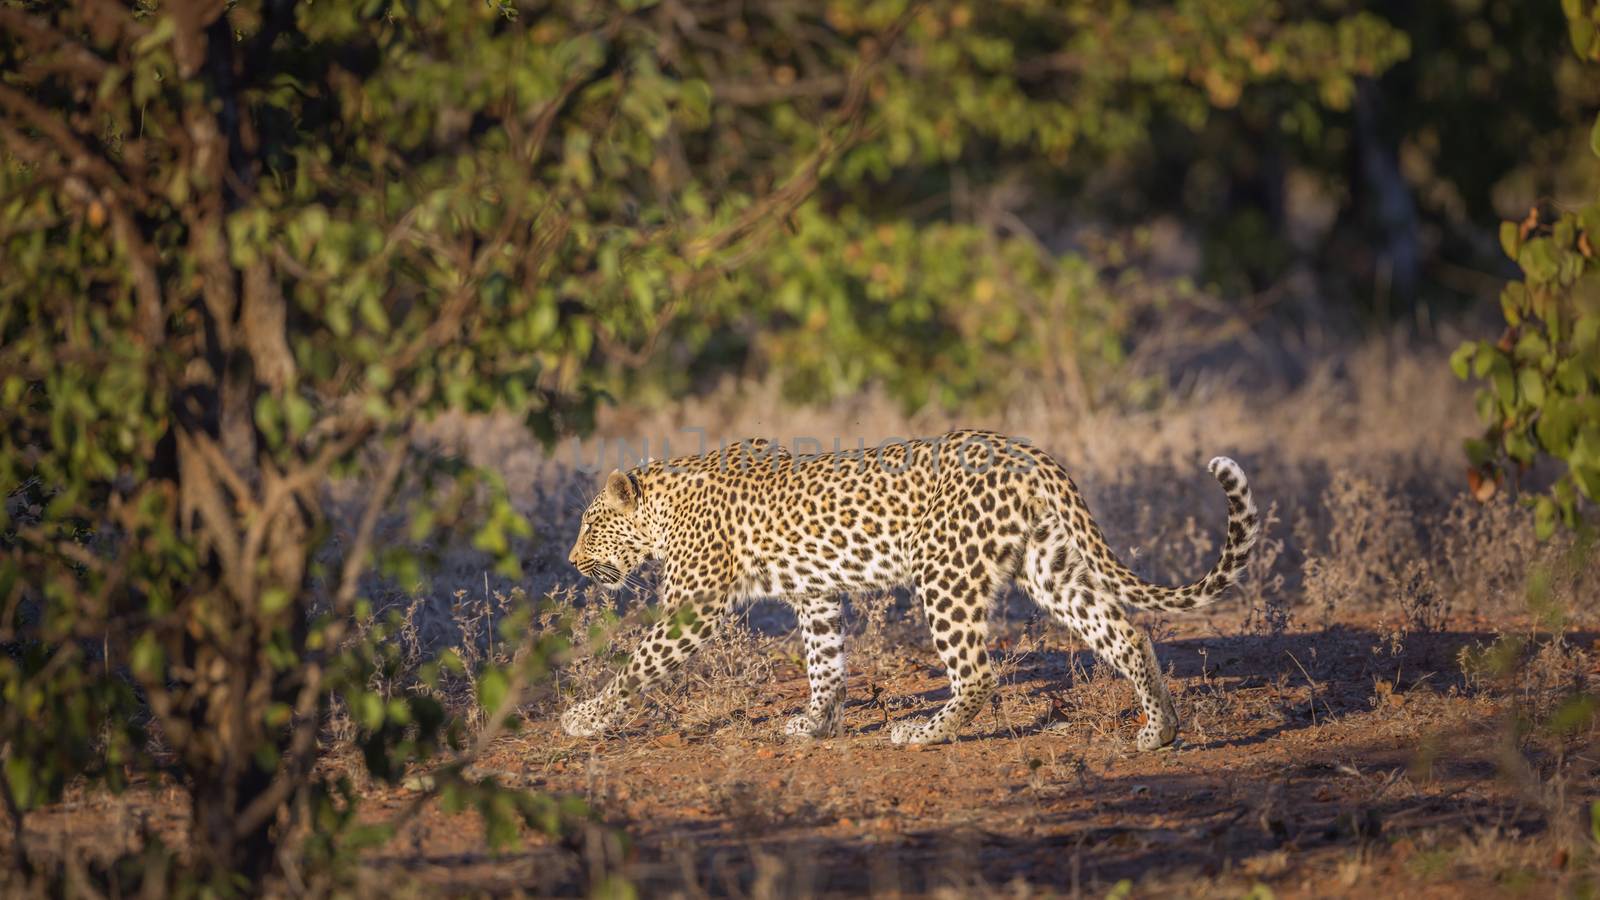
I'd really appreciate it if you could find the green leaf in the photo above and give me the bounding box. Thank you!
[473,519,507,555]
[132,16,177,55]
[261,587,292,616]
[1591,111,1600,159]
[1518,238,1560,283]
[1464,437,1493,467]
[440,649,465,674]
[255,394,284,448]
[408,507,436,542]
[265,702,293,728]
[1517,368,1545,407]
[1512,331,1548,365]
[284,394,313,441]
[1498,220,1521,260]
[1472,343,1496,378]
[359,292,391,334]
[1582,206,1600,250]
[1533,496,1557,541]
[1448,343,1475,380]
[1491,366,1516,414]
[590,875,640,900]
[1545,694,1597,736]
[628,271,654,313]
[130,633,165,682]
[1505,429,1535,464]
[477,669,510,716]
[355,691,385,731]
[1574,460,1600,500]
[254,741,281,771]
[1536,398,1578,455]
[494,554,523,579]
[5,756,37,812]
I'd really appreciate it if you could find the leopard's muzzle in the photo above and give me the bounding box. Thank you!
[579,561,624,587]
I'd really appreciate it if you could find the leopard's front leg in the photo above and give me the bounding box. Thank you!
[559,688,629,738]
[561,588,730,738]
[784,594,846,738]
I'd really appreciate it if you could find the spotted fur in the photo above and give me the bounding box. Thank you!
[561,430,1258,749]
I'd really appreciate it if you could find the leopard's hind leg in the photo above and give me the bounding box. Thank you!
[891,557,997,745]
[1021,524,1179,750]
[891,507,1025,745]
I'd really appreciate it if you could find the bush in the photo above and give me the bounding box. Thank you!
[1451,0,1600,538]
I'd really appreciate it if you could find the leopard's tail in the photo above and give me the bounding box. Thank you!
[1062,456,1258,612]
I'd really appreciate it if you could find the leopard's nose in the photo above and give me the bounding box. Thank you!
[567,543,580,565]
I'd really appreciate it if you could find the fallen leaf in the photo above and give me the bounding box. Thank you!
[1467,466,1498,503]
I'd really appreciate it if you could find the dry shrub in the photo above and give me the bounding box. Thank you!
[1432,495,1547,614]
[1238,501,1290,635]
[1298,470,1420,623]
[666,608,784,736]
[844,589,907,679]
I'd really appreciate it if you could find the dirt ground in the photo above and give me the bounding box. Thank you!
[16,608,1597,898]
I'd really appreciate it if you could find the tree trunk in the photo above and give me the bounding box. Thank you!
[1353,77,1421,309]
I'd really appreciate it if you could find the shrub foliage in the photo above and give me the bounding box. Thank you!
[1452,0,1600,538]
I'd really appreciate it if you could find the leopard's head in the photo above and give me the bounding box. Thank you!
[568,469,651,588]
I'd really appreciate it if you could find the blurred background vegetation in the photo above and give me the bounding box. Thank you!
[1,0,1598,893]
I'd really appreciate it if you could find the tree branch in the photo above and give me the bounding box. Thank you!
[0,84,150,208]
[332,437,409,617]
[707,73,849,106]
[0,7,113,84]
[238,419,378,596]
[175,428,248,599]
[679,6,912,265]
[228,433,410,842]
[0,121,165,346]
[184,429,259,517]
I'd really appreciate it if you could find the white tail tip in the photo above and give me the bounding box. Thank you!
[1207,456,1242,478]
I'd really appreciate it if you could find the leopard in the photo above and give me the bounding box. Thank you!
[559,429,1258,750]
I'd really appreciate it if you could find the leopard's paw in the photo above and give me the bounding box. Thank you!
[561,698,620,738]
[784,711,842,739]
[889,718,954,746]
[1136,718,1178,751]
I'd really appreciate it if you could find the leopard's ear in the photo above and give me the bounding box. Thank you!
[603,469,640,511]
